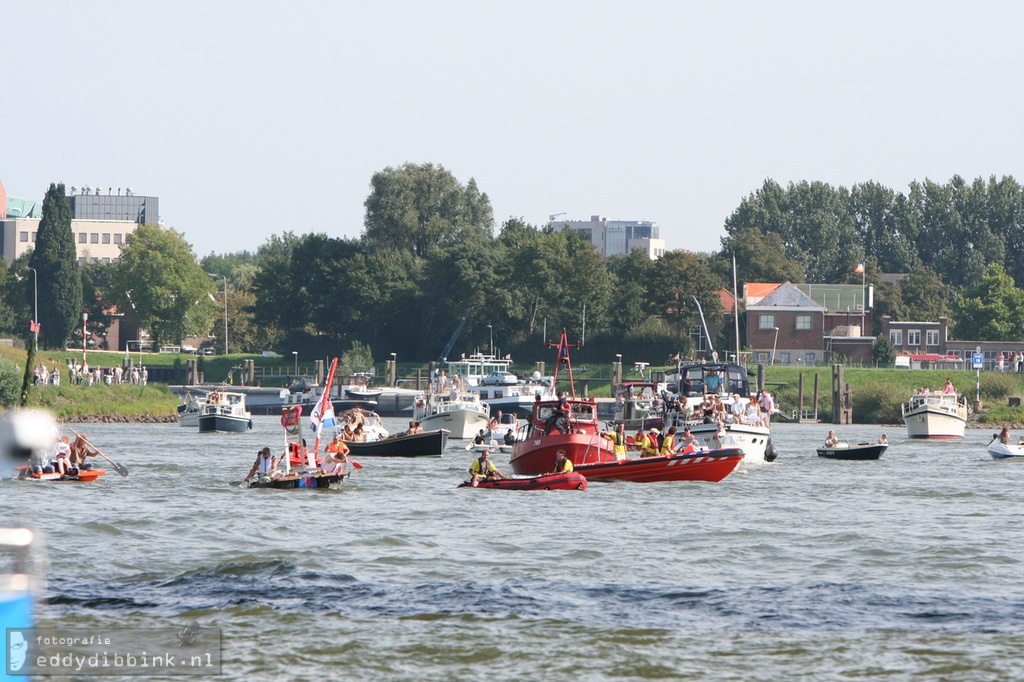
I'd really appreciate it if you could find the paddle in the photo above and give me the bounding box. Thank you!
[348,458,363,470]
[69,428,129,477]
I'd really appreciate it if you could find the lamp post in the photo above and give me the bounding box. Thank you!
[390,352,397,386]
[83,313,88,366]
[292,351,298,377]
[771,326,780,366]
[207,273,228,355]
[488,324,493,357]
[26,267,38,351]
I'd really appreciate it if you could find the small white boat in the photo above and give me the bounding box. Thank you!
[177,392,205,428]
[901,391,968,439]
[987,441,1024,460]
[413,390,491,439]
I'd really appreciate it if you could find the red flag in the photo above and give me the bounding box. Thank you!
[29,320,40,333]
[854,263,865,274]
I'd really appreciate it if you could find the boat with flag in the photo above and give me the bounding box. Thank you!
[248,358,350,489]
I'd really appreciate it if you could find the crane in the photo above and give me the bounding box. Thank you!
[438,307,474,364]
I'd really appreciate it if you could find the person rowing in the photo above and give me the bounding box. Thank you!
[468,449,506,487]
[245,447,278,484]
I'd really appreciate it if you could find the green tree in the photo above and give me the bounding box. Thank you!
[362,163,494,258]
[900,266,954,321]
[646,250,724,337]
[951,263,1024,340]
[715,228,804,288]
[872,334,896,366]
[340,340,374,374]
[29,183,81,349]
[108,225,218,346]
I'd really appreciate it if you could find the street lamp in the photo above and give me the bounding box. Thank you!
[26,267,38,351]
[771,326,780,366]
[82,313,88,365]
[207,273,228,355]
[488,324,493,357]
[292,351,298,376]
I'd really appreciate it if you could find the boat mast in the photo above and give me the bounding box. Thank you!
[692,297,715,360]
[547,328,581,398]
[732,252,740,363]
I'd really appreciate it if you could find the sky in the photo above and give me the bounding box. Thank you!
[4,1,1023,258]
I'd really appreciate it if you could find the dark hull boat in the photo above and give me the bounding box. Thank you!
[816,443,888,460]
[346,429,448,457]
[248,472,347,489]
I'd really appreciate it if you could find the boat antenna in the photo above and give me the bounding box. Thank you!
[692,296,716,360]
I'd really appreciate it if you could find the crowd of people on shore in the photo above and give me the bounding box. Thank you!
[32,360,148,387]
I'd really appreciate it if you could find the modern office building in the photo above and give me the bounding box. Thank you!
[0,185,155,265]
[549,215,666,259]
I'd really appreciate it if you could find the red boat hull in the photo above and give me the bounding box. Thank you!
[510,432,617,475]
[576,448,744,483]
[17,467,106,482]
[459,472,587,490]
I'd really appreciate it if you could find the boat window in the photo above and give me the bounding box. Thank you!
[479,391,488,400]
[576,404,593,419]
[494,390,503,399]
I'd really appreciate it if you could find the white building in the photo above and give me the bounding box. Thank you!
[549,215,666,259]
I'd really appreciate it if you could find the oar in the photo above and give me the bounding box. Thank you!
[348,458,363,470]
[69,428,129,477]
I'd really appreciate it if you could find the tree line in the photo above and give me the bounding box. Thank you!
[2,169,1023,370]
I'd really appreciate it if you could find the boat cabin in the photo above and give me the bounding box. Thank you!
[672,363,752,401]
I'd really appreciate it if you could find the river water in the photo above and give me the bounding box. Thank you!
[3,418,1024,681]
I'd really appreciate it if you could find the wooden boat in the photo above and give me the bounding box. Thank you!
[16,467,107,482]
[987,442,1024,460]
[901,391,967,439]
[816,442,888,460]
[575,447,745,483]
[198,389,253,433]
[345,429,448,457]
[248,471,348,489]
[458,471,587,490]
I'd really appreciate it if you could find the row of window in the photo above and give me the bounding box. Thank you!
[890,330,941,346]
[758,314,812,330]
[20,232,123,245]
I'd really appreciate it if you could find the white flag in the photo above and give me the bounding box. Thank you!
[309,397,336,435]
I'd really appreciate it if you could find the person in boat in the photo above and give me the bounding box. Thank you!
[601,422,628,460]
[641,427,661,457]
[69,433,96,470]
[550,449,574,474]
[544,393,572,435]
[824,430,840,448]
[474,429,486,445]
[944,379,956,394]
[503,429,516,446]
[486,415,499,432]
[404,421,423,436]
[469,449,506,487]
[999,427,1010,445]
[758,390,774,427]
[659,426,677,456]
[878,433,888,445]
[712,421,728,449]
[705,370,722,394]
[352,424,367,442]
[245,447,279,483]
[744,397,760,425]
[729,394,745,423]
[320,441,349,476]
[676,427,700,453]
[52,436,73,476]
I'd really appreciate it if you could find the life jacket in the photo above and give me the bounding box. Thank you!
[258,455,275,474]
[471,457,494,476]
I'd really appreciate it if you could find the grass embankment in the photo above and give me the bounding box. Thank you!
[764,366,1024,426]
[28,384,180,421]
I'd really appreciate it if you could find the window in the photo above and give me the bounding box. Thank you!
[908,330,921,346]
[796,314,812,330]
[890,330,903,346]
[31,232,36,241]
[79,233,87,243]
[926,330,939,346]
[759,314,775,330]
[804,352,817,366]
[113,233,122,244]
[90,233,99,243]
[19,232,28,242]
[102,233,111,244]
[777,352,791,365]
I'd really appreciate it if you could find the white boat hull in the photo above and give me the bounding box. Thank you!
[687,422,772,464]
[902,395,967,439]
[418,409,490,439]
[988,442,1024,459]
[178,412,199,428]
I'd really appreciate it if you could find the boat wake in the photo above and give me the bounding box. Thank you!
[45,561,1024,632]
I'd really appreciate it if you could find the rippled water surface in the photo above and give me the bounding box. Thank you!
[4,418,1024,681]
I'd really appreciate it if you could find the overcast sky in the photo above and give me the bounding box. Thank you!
[4,1,1022,258]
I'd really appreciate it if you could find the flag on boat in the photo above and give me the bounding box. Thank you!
[309,396,335,436]
[854,263,865,274]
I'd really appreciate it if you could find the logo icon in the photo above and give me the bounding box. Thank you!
[8,630,27,672]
